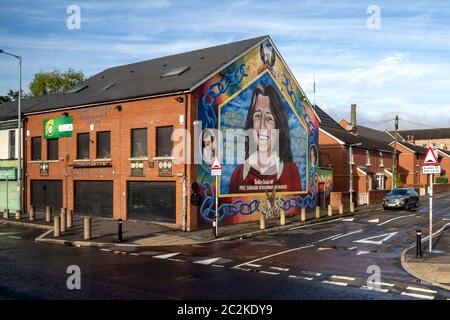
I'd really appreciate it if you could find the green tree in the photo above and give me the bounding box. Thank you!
[0,89,30,104]
[29,68,85,97]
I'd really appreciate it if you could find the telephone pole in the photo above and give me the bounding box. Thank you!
[392,115,399,189]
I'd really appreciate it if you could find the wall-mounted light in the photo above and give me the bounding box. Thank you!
[175,96,184,103]
[62,112,69,117]
[115,105,122,111]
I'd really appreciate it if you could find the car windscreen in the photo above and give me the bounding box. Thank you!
[388,189,408,196]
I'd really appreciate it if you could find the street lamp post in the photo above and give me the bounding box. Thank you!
[0,49,22,213]
[349,143,362,208]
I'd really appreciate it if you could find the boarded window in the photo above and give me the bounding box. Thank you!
[32,137,42,161]
[8,130,15,159]
[77,133,90,159]
[47,139,58,160]
[96,131,111,158]
[131,128,148,158]
[156,126,173,157]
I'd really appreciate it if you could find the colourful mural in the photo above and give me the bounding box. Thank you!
[196,38,320,225]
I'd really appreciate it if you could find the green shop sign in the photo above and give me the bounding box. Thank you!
[0,168,17,180]
[43,116,73,139]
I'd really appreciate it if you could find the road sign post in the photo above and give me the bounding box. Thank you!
[210,157,222,238]
[422,147,439,253]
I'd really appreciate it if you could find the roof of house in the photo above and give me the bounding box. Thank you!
[315,105,395,153]
[386,132,430,155]
[396,128,450,140]
[0,35,268,118]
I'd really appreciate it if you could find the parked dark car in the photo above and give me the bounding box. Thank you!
[383,188,419,210]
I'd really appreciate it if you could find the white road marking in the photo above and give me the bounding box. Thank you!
[331,275,355,281]
[356,251,370,255]
[377,214,415,226]
[317,247,332,251]
[330,229,363,240]
[246,263,261,268]
[193,257,222,265]
[153,252,180,259]
[401,292,434,300]
[301,270,322,277]
[316,234,343,243]
[348,246,358,250]
[289,275,313,281]
[211,264,224,268]
[232,244,314,269]
[360,286,389,293]
[8,235,22,239]
[354,232,398,245]
[377,282,395,287]
[259,271,280,275]
[342,218,354,222]
[129,253,139,256]
[322,280,348,287]
[289,218,344,231]
[270,266,290,272]
[367,218,380,223]
[406,286,437,294]
[168,258,185,262]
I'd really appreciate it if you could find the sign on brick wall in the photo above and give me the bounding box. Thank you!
[43,116,73,139]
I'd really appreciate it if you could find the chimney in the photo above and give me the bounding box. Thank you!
[350,104,358,135]
[351,104,357,126]
[407,134,415,144]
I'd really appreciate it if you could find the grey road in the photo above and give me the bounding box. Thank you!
[1,194,449,300]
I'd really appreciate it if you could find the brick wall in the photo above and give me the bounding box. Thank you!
[24,94,198,230]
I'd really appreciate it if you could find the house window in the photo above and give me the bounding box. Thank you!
[96,131,111,159]
[366,150,371,166]
[77,133,90,159]
[8,130,15,159]
[156,126,173,157]
[32,137,42,161]
[379,152,384,167]
[47,139,59,161]
[376,174,385,190]
[131,128,148,158]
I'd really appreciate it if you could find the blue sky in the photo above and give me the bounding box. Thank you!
[1,0,449,130]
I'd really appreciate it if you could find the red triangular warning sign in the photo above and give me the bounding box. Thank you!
[210,157,222,169]
[423,147,439,166]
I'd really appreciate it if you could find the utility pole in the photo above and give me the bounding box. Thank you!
[392,115,399,189]
[349,143,362,208]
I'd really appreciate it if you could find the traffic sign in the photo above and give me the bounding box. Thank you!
[210,157,222,169]
[423,165,441,174]
[423,147,439,166]
[211,169,221,176]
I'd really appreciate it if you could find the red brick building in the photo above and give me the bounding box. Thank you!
[20,35,320,230]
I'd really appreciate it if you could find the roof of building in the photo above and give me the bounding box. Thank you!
[396,128,450,140]
[0,35,268,118]
[315,105,395,153]
[386,132,430,155]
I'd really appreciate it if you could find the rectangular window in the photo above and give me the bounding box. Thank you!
[47,139,59,160]
[96,131,111,159]
[8,130,15,159]
[77,133,90,159]
[131,128,148,158]
[366,150,371,166]
[32,137,42,161]
[156,126,173,157]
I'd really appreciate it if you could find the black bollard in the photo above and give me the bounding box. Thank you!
[416,229,422,259]
[118,218,123,242]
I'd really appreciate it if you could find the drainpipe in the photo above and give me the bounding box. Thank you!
[182,93,188,231]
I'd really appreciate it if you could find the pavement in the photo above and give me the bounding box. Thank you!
[0,202,384,248]
[402,223,450,290]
